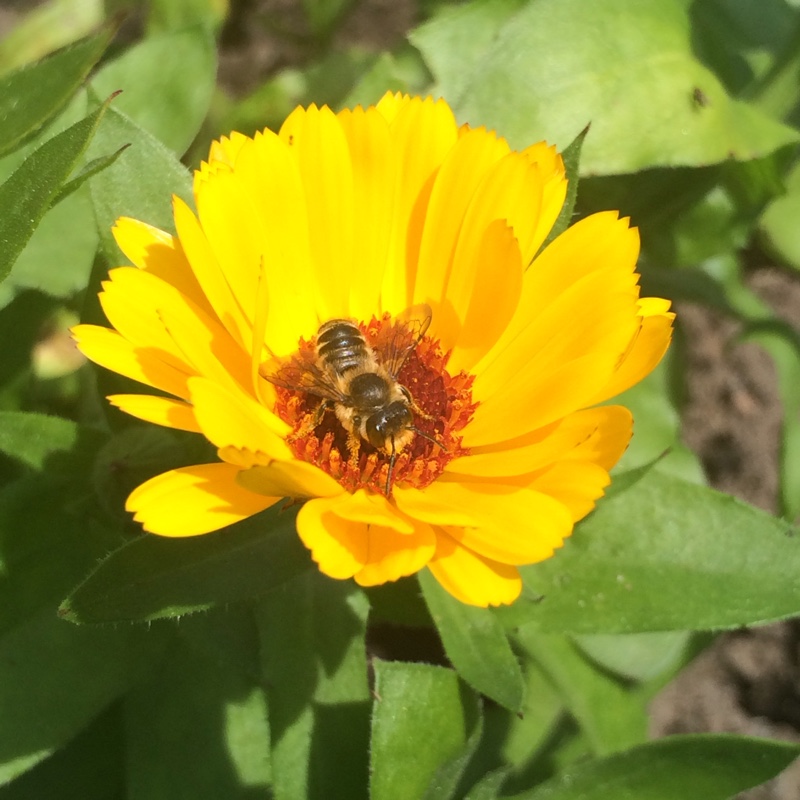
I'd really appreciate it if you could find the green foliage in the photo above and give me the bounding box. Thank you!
[1,0,800,798]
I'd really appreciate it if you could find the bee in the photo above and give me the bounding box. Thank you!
[265,306,442,494]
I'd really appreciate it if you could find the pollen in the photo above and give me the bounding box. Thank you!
[272,314,477,496]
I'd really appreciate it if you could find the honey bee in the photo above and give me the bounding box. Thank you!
[265,305,441,494]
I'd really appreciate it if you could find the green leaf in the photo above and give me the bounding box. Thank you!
[124,631,270,799]
[513,469,800,633]
[0,474,120,637]
[370,660,480,800]
[571,630,690,683]
[85,99,193,264]
[0,411,80,469]
[60,506,312,624]
[540,125,588,250]
[464,769,510,800]
[1,705,124,799]
[255,575,370,800]
[0,28,112,159]
[0,100,111,284]
[0,188,98,307]
[49,144,129,208]
[0,607,167,784]
[419,570,525,712]
[412,0,799,175]
[515,631,647,757]
[761,157,800,270]
[505,734,800,800]
[91,26,217,155]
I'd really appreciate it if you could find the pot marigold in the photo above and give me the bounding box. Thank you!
[73,93,674,607]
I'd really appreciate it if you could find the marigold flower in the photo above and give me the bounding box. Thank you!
[73,93,674,607]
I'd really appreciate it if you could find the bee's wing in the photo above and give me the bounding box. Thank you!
[263,352,348,404]
[374,303,432,377]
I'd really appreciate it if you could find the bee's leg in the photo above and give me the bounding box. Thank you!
[385,437,397,496]
[288,399,329,442]
[404,387,435,421]
[346,427,361,471]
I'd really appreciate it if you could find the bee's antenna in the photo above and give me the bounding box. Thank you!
[409,426,447,452]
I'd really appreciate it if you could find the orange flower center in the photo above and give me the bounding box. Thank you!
[272,314,477,496]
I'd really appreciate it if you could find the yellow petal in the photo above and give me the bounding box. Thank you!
[427,531,521,607]
[187,376,290,458]
[413,127,511,315]
[207,131,249,168]
[280,104,355,320]
[172,195,252,350]
[591,297,675,404]
[111,217,211,313]
[330,489,415,534]
[465,350,622,446]
[237,459,344,498]
[296,495,369,578]
[233,131,319,353]
[354,519,436,587]
[194,165,270,334]
[520,142,567,258]
[528,461,611,522]
[99,272,192,374]
[72,324,191,400]
[476,212,639,379]
[444,219,523,373]
[126,463,278,536]
[380,96,459,315]
[446,405,631,478]
[392,484,479,527]
[417,479,572,565]
[337,105,396,321]
[107,394,201,433]
[157,295,252,395]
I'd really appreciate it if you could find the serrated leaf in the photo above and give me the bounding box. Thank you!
[0,607,167,784]
[419,570,525,712]
[49,144,129,208]
[412,0,799,175]
[255,575,370,800]
[0,100,111,283]
[60,506,312,624]
[540,125,588,250]
[84,99,193,264]
[514,469,800,633]
[0,28,112,159]
[370,660,481,800]
[90,26,217,155]
[505,734,800,800]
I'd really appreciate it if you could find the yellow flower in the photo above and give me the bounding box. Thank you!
[73,93,674,607]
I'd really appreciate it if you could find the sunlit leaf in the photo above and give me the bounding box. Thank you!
[419,570,525,712]
[370,660,480,800]
[0,27,111,158]
[91,26,217,154]
[255,576,370,800]
[84,99,193,264]
[412,0,799,174]
[0,99,111,284]
[124,632,270,799]
[505,734,800,800]
[515,631,647,756]
[509,469,800,633]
